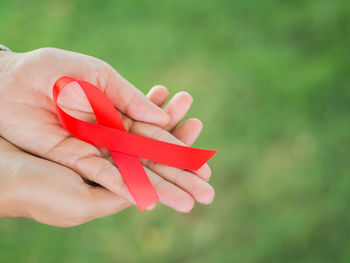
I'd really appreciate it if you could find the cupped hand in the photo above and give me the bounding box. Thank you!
[0,48,214,212]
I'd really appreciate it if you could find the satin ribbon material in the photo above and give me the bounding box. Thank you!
[53,76,217,211]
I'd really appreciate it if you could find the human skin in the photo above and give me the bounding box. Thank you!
[0,48,215,216]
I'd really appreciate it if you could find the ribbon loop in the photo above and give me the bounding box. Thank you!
[53,76,217,211]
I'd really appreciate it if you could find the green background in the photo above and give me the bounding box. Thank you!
[1,0,350,262]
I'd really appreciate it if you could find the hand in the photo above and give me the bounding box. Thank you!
[0,48,214,212]
[0,87,211,227]
[0,137,130,227]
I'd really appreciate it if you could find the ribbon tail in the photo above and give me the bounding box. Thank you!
[110,151,159,211]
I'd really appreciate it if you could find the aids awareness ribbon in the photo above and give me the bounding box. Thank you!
[53,76,217,211]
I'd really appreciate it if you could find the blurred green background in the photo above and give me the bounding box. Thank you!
[1,0,350,262]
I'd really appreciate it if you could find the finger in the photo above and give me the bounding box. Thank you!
[103,67,170,127]
[192,163,212,182]
[146,85,169,107]
[172,118,212,181]
[172,118,202,145]
[163,91,193,131]
[129,121,215,204]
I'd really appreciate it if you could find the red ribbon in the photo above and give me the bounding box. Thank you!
[53,76,217,211]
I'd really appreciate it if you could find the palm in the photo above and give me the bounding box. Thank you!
[0,48,214,212]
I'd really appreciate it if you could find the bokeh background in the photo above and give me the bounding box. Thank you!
[1,0,350,262]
